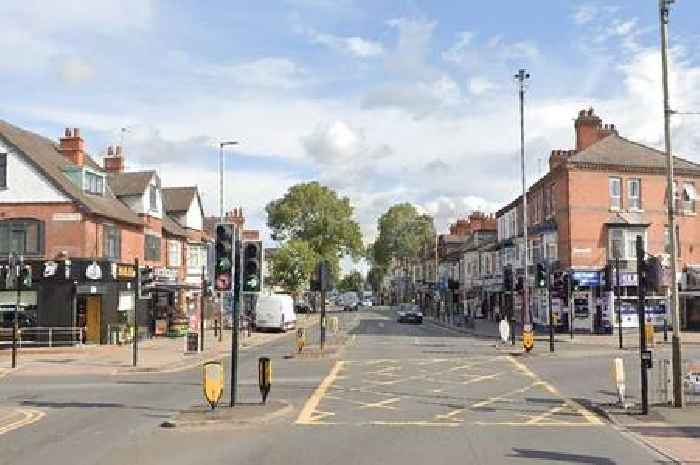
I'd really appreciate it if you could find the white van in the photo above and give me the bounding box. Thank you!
[255,294,296,332]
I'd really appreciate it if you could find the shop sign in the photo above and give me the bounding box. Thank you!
[116,264,136,280]
[43,261,58,278]
[572,271,601,287]
[76,284,105,294]
[85,261,102,280]
[154,267,178,282]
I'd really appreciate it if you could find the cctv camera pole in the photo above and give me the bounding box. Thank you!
[133,258,139,367]
[515,68,532,347]
[659,0,683,408]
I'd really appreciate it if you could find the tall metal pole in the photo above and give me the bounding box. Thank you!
[435,233,439,318]
[659,0,683,409]
[230,227,242,407]
[569,272,574,340]
[616,256,623,349]
[515,69,532,345]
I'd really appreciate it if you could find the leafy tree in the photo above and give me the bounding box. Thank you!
[336,271,364,293]
[266,182,363,273]
[269,239,317,295]
[373,203,435,268]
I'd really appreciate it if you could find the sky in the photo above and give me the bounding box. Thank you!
[3,0,700,260]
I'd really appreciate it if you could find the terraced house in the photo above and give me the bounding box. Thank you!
[0,121,208,343]
[496,108,700,333]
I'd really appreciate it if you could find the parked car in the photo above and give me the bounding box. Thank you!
[397,304,423,324]
[255,294,297,332]
[295,303,311,314]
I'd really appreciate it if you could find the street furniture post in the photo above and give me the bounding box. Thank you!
[133,257,139,367]
[200,266,205,352]
[258,357,271,404]
[296,327,305,353]
[616,256,623,349]
[548,264,554,353]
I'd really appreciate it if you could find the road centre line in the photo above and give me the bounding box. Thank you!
[296,360,345,425]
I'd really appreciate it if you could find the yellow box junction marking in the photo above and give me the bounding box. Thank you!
[0,408,45,435]
[296,361,345,425]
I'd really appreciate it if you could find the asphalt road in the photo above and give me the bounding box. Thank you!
[0,308,668,465]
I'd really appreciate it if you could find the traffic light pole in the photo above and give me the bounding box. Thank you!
[636,236,649,415]
[200,266,205,352]
[569,272,574,341]
[133,257,139,367]
[616,256,623,350]
[548,265,554,353]
[11,253,21,369]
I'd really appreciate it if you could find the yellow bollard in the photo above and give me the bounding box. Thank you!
[258,357,272,404]
[296,327,305,353]
[523,330,535,352]
[202,361,224,409]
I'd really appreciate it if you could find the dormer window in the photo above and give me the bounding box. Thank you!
[85,171,104,195]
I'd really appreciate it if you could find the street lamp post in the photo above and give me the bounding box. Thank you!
[515,68,532,350]
[659,0,683,408]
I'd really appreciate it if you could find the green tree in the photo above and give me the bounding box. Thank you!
[373,203,435,268]
[336,271,364,293]
[266,182,363,274]
[269,239,317,295]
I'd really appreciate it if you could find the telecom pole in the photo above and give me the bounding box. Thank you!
[515,68,532,347]
[659,0,683,408]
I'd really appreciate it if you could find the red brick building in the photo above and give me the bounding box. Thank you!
[496,108,700,331]
[0,120,207,343]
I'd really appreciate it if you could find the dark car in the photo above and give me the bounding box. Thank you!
[295,303,312,314]
[397,304,423,324]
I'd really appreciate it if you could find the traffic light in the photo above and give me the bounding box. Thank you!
[310,261,329,292]
[604,265,613,291]
[503,267,513,291]
[561,274,569,304]
[242,240,263,293]
[536,263,546,288]
[215,223,235,292]
[138,266,154,299]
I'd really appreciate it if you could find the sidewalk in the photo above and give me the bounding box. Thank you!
[0,316,319,378]
[598,404,700,463]
[427,316,700,347]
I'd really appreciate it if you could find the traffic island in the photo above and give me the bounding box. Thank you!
[164,399,292,430]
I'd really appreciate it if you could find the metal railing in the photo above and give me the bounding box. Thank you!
[0,327,84,347]
[650,357,700,406]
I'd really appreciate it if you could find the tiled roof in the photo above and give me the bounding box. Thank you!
[571,135,700,172]
[162,187,197,213]
[161,214,188,237]
[107,171,156,196]
[0,120,142,225]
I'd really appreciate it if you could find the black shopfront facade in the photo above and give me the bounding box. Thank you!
[0,259,147,344]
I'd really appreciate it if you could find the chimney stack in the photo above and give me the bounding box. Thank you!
[59,127,86,166]
[103,144,125,173]
[575,107,618,151]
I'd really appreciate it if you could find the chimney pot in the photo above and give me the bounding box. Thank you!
[107,145,114,156]
[65,128,72,137]
[115,145,122,156]
[73,128,80,137]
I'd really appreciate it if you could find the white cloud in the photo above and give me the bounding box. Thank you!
[305,29,384,58]
[303,121,365,164]
[199,57,309,90]
[58,56,96,84]
[469,76,496,95]
[572,4,598,25]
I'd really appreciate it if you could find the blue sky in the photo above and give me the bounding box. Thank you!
[3,0,700,255]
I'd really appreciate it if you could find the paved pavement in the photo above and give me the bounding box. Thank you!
[0,308,687,464]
